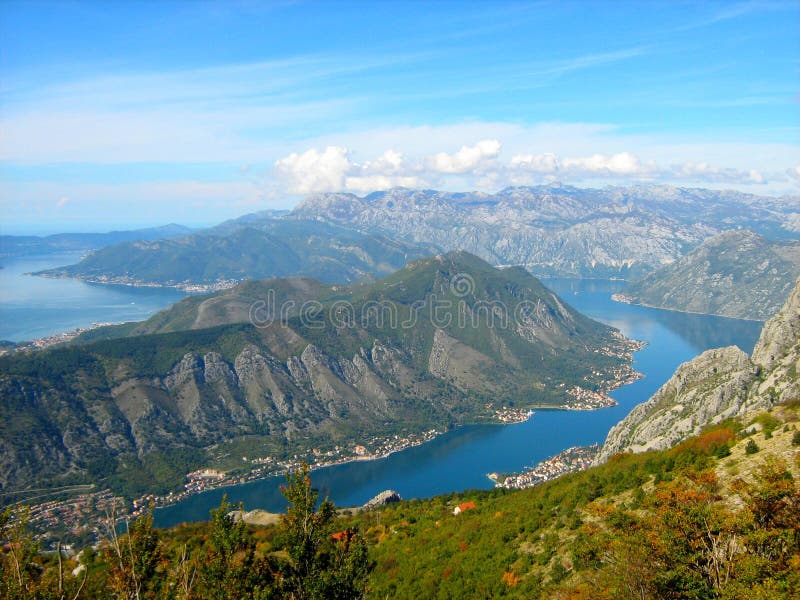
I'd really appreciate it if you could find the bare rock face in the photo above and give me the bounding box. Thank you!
[164,353,203,390]
[363,489,402,509]
[751,278,800,405]
[596,347,759,462]
[203,352,237,385]
[752,277,800,371]
[596,278,800,464]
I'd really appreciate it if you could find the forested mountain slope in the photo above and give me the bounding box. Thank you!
[619,230,800,320]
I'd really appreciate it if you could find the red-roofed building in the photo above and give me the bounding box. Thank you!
[331,530,354,543]
[453,501,476,515]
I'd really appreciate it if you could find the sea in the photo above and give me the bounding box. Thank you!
[0,253,186,342]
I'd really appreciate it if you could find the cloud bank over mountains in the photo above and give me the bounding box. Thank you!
[274,139,781,195]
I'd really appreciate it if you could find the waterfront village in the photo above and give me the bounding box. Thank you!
[21,406,532,548]
[37,271,239,293]
[0,322,120,355]
[17,380,637,550]
[22,427,444,550]
[488,445,600,490]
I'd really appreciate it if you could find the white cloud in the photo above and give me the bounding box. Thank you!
[561,152,650,176]
[274,146,352,194]
[56,196,70,208]
[673,161,765,184]
[344,175,424,193]
[429,139,502,174]
[786,165,800,182]
[273,146,428,194]
[509,153,559,173]
[363,149,406,173]
[269,143,785,196]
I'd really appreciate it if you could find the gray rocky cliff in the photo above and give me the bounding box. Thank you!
[752,277,800,371]
[596,278,800,464]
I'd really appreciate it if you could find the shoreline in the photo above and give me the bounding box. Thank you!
[611,293,765,323]
[142,383,637,519]
[0,321,124,355]
[32,271,239,293]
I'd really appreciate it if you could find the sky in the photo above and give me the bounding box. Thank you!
[1,0,799,234]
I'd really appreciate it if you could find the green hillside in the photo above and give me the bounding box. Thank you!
[351,406,800,598]
[620,230,800,320]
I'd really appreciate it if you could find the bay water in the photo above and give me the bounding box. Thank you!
[0,253,186,342]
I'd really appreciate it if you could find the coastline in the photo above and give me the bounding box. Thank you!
[0,321,123,355]
[140,376,639,518]
[611,292,765,323]
[33,271,239,293]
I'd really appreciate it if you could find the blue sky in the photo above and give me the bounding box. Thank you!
[1,1,799,233]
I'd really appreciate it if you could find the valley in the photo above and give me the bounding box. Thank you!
[0,254,643,518]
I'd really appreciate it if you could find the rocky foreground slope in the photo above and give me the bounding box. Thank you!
[619,229,800,320]
[596,276,800,462]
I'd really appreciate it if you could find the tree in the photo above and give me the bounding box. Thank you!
[0,505,40,600]
[0,504,87,600]
[196,495,274,600]
[103,506,164,600]
[277,464,372,599]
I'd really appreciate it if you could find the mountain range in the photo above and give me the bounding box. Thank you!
[0,224,192,259]
[293,184,800,278]
[0,252,638,499]
[32,184,800,290]
[617,229,800,320]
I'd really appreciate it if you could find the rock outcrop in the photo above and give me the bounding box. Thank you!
[596,277,800,463]
[362,490,402,509]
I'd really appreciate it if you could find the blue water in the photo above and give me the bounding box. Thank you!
[153,278,762,527]
[0,253,186,342]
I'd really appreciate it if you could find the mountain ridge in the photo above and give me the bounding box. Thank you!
[0,223,192,259]
[292,184,800,279]
[35,219,439,290]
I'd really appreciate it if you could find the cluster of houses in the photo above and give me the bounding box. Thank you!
[493,445,599,490]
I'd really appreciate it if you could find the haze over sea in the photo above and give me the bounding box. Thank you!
[0,253,186,342]
[152,277,761,527]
